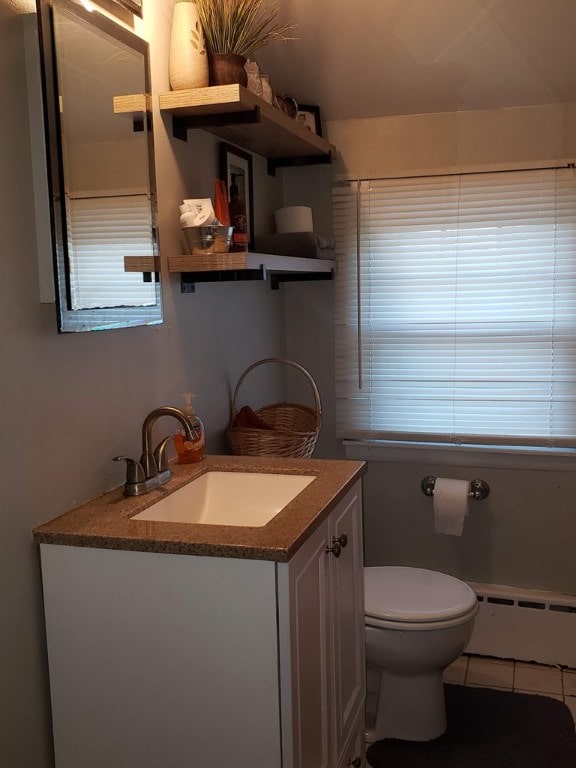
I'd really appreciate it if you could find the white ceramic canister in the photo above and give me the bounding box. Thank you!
[169,1,209,90]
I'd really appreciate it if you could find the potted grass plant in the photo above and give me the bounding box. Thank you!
[194,0,295,86]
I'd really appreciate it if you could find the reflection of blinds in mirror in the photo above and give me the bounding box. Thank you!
[66,194,156,310]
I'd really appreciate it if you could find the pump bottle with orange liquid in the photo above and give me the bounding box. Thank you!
[174,392,205,463]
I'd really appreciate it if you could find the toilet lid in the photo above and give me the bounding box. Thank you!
[364,566,478,623]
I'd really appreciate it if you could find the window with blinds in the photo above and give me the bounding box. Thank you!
[333,168,576,447]
[66,193,157,310]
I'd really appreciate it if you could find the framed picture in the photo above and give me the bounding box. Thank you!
[102,0,143,17]
[296,104,322,137]
[219,143,254,251]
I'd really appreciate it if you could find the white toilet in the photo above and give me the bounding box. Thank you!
[364,566,478,742]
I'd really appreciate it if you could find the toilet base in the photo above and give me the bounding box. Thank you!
[373,669,447,742]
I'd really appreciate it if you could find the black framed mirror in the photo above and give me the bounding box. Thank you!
[36,0,162,332]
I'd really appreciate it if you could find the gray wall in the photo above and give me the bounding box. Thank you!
[281,128,576,598]
[318,108,576,597]
[3,1,576,765]
[1,2,288,765]
[360,459,576,593]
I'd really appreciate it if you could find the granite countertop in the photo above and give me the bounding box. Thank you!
[33,455,366,562]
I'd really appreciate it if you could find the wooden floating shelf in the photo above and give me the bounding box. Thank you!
[168,252,335,274]
[158,84,336,167]
[168,252,335,293]
[124,256,160,272]
[113,93,152,114]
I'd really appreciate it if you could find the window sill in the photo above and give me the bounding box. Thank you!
[343,439,576,472]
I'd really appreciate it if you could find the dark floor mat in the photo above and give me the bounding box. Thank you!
[366,684,576,768]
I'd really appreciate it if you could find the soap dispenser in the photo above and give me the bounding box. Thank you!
[174,392,205,464]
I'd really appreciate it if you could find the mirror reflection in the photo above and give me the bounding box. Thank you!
[37,0,162,332]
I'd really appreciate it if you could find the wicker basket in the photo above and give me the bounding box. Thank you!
[227,358,322,458]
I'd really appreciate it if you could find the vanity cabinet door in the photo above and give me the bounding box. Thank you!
[329,484,366,764]
[280,480,365,768]
[282,518,332,768]
[337,709,365,768]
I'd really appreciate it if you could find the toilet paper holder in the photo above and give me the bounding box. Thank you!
[421,476,490,500]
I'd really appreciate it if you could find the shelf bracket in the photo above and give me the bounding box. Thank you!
[270,271,334,290]
[171,107,262,142]
[180,268,265,293]
[267,152,333,177]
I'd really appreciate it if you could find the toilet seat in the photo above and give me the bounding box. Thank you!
[364,566,478,629]
[364,605,478,632]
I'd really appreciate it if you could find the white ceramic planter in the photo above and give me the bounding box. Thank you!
[169,2,209,90]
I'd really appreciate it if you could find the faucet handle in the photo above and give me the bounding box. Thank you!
[153,436,174,472]
[113,456,146,484]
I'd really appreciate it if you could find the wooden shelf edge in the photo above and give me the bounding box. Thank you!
[124,256,160,272]
[114,94,152,114]
[159,84,335,160]
[169,252,249,272]
[168,252,335,275]
[159,84,251,114]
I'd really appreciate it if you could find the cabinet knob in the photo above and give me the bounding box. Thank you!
[334,533,348,549]
[347,758,361,767]
[326,541,342,558]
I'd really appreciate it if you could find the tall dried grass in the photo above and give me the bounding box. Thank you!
[194,0,296,59]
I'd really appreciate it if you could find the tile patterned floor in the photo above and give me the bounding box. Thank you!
[444,654,576,727]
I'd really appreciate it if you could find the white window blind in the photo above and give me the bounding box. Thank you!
[66,193,157,310]
[333,168,576,447]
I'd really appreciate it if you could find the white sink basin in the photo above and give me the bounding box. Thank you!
[131,471,316,527]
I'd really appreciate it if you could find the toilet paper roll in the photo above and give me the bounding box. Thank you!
[433,478,469,536]
[275,206,314,233]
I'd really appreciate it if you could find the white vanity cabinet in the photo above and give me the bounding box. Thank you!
[39,480,365,768]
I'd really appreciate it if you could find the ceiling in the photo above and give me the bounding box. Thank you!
[257,0,576,122]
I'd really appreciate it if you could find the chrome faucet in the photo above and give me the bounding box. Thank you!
[114,406,194,497]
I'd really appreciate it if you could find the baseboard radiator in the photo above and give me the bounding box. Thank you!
[467,582,576,668]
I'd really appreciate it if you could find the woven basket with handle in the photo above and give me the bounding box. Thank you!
[227,358,322,458]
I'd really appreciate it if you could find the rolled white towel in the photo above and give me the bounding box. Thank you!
[179,198,218,228]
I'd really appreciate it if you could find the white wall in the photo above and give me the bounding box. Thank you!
[284,105,576,596]
[1,1,287,764]
[282,105,576,596]
[281,164,341,459]
[5,0,576,763]
[328,101,576,180]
